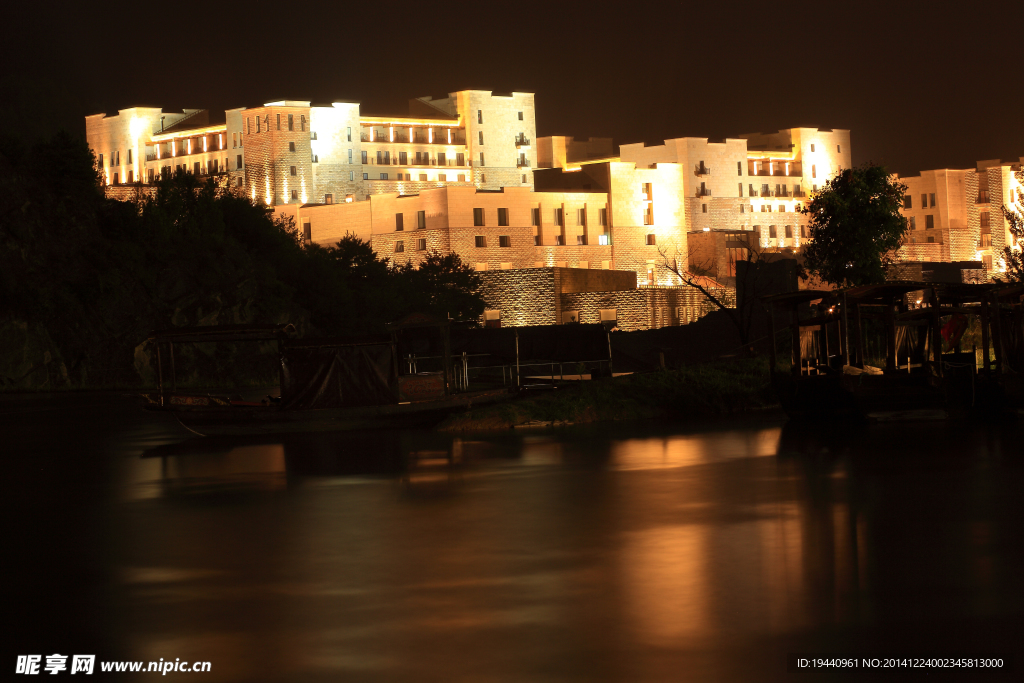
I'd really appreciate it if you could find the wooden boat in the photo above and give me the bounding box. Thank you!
[139,314,515,436]
[765,282,1024,420]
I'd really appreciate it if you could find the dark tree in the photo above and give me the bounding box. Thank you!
[800,164,908,287]
[998,169,1024,282]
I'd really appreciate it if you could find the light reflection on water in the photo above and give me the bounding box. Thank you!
[7,396,1023,682]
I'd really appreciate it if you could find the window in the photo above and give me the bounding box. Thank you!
[347,149,353,164]
[800,225,807,238]
[531,208,540,226]
[361,151,368,164]
[921,193,927,208]
[522,175,527,183]
[518,111,523,120]
[598,234,611,246]
[127,149,132,164]
[785,225,792,238]
[779,205,786,213]
[554,235,564,246]
[395,240,405,253]
[554,208,563,226]
[473,208,485,226]
[300,115,306,132]
[363,173,369,180]
[813,184,818,192]
[98,153,104,168]
[349,171,354,181]
[498,208,509,226]
[930,193,936,207]
[927,235,935,243]
[256,116,261,133]
[437,152,445,165]
[577,235,587,245]
[577,208,586,225]
[396,213,404,231]
[477,110,483,124]
[481,173,486,183]
[302,220,311,243]
[769,225,777,238]
[499,235,511,247]
[475,236,487,248]
[983,254,993,269]
[456,153,464,166]
[347,127,352,142]
[479,152,485,167]
[740,204,745,213]
[478,131,484,145]
[417,210,426,229]
[646,234,656,245]
[903,195,912,209]
[980,212,991,231]
[810,143,815,152]
[458,174,465,181]
[289,142,296,152]
[981,234,992,247]
[837,144,841,153]
[738,183,743,197]
[925,215,934,230]
[702,204,707,214]
[276,114,281,130]
[419,174,427,181]
[380,173,388,180]
[417,238,427,250]
[325,194,333,205]
[811,165,816,178]
[599,208,607,226]
[235,154,242,169]
[399,151,407,165]
[909,216,917,230]
[291,190,298,200]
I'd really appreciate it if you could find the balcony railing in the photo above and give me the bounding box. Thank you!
[695,187,711,197]
[977,191,991,204]
[777,188,789,197]
[748,164,803,177]
[793,190,806,197]
[517,158,531,168]
[760,188,774,197]
[694,164,711,176]
[515,134,530,146]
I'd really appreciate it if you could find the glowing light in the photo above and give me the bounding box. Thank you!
[389,126,394,142]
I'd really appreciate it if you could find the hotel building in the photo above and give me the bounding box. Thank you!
[84,90,538,204]
[897,158,1024,274]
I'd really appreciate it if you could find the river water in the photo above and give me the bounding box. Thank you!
[5,393,1022,681]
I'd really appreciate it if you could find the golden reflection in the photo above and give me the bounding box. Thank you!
[622,524,710,644]
[125,444,287,500]
[610,427,782,470]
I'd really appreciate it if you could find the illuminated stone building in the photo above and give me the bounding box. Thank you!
[84,90,538,204]
[617,128,851,250]
[897,158,1024,274]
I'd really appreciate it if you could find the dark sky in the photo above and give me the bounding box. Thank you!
[4,0,1022,176]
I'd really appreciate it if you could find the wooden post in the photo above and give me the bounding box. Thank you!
[991,293,1006,374]
[930,289,942,377]
[156,341,164,406]
[791,308,801,376]
[885,301,897,373]
[854,303,865,369]
[842,292,850,367]
[980,297,990,374]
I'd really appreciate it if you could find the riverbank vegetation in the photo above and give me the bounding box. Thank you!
[0,132,484,390]
[438,357,776,431]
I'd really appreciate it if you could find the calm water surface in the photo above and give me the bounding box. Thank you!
[5,393,1022,681]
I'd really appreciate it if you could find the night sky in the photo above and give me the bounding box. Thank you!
[4,0,1022,176]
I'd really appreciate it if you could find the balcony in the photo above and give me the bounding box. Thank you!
[517,158,531,168]
[694,163,711,176]
[977,190,990,204]
[695,187,711,197]
[793,190,806,197]
[777,188,790,198]
[748,163,803,177]
[760,188,774,197]
[515,134,530,147]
